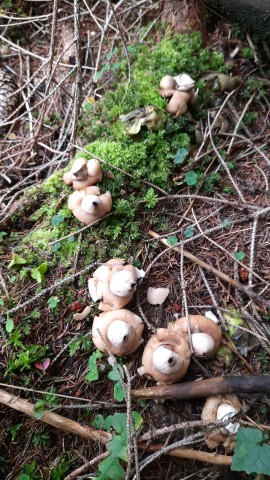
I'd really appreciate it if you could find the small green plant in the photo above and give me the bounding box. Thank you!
[47,296,60,310]
[8,422,23,441]
[232,428,270,475]
[108,365,125,402]
[234,251,245,261]
[31,262,48,284]
[184,170,199,186]
[7,344,49,373]
[143,188,158,208]
[85,350,103,381]
[91,412,143,480]
[69,335,92,356]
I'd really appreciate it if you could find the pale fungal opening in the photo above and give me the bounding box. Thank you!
[81,195,101,213]
[88,278,103,301]
[152,345,183,374]
[107,320,133,348]
[216,403,240,435]
[110,270,136,297]
[191,332,215,357]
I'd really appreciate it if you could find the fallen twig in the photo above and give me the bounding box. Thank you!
[0,388,111,444]
[148,230,270,309]
[138,442,232,465]
[131,375,270,400]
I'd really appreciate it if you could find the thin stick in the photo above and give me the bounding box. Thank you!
[148,230,270,309]
[139,443,232,465]
[0,388,111,444]
[131,375,270,400]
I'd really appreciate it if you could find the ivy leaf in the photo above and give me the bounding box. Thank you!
[51,215,65,226]
[108,365,124,382]
[184,171,198,186]
[184,226,194,238]
[85,350,103,382]
[31,263,48,284]
[167,236,178,246]
[234,251,245,261]
[91,414,105,430]
[173,147,188,165]
[232,427,270,475]
[8,253,27,269]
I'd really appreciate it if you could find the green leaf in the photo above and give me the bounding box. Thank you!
[184,226,194,238]
[18,475,31,480]
[6,317,14,333]
[91,414,105,430]
[234,251,245,261]
[52,242,61,252]
[67,235,75,243]
[51,214,65,226]
[0,298,4,306]
[232,427,270,475]
[173,147,188,165]
[184,171,198,186]
[31,263,48,284]
[0,231,7,242]
[33,400,45,419]
[114,381,125,402]
[85,350,103,382]
[108,365,124,382]
[47,296,60,309]
[8,253,27,269]
[167,236,178,246]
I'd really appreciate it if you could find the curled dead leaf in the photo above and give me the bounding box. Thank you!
[73,306,91,320]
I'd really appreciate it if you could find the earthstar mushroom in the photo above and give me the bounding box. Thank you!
[63,158,102,190]
[159,73,197,118]
[168,314,222,359]
[92,309,144,356]
[201,394,242,451]
[68,186,112,225]
[138,328,191,384]
[88,258,145,311]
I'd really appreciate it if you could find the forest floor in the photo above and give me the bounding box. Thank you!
[0,1,270,479]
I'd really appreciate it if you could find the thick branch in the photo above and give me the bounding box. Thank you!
[148,230,270,309]
[131,375,270,400]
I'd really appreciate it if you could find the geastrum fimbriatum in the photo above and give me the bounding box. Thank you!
[201,394,242,451]
[137,328,191,384]
[63,158,102,190]
[67,186,112,225]
[159,73,197,118]
[169,314,222,360]
[88,258,145,311]
[92,309,144,356]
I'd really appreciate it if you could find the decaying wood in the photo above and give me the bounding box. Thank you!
[148,230,270,309]
[139,442,232,465]
[131,375,270,400]
[0,388,111,444]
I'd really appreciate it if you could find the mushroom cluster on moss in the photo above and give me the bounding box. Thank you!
[63,158,102,190]
[68,186,112,225]
[159,73,197,118]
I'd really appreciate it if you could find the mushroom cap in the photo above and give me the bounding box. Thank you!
[63,158,103,190]
[191,332,216,357]
[166,91,191,118]
[89,259,141,311]
[110,270,137,297]
[169,315,222,359]
[201,394,242,450]
[92,309,144,355]
[159,75,176,92]
[70,158,88,180]
[68,187,112,225]
[86,159,103,181]
[81,195,102,214]
[174,73,196,91]
[139,328,191,384]
[216,403,240,435]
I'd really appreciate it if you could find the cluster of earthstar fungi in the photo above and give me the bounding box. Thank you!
[63,73,242,451]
